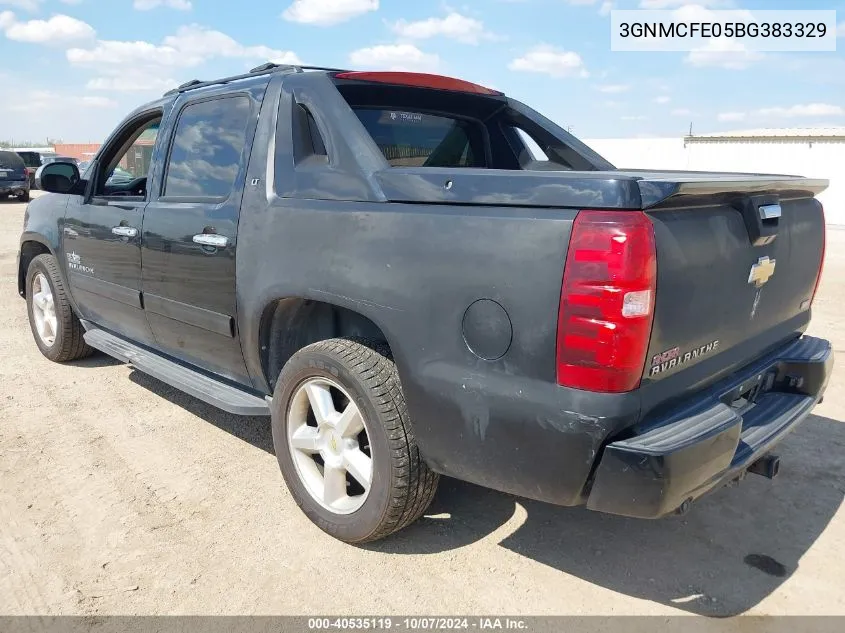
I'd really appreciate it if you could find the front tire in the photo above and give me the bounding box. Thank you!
[271,338,439,543]
[26,254,94,362]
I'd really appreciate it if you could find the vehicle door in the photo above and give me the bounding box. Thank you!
[62,110,164,346]
[141,85,264,385]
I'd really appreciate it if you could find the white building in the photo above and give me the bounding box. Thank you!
[584,128,845,225]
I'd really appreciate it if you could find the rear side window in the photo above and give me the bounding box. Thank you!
[0,151,26,170]
[512,127,549,162]
[352,109,485,168]
[335,80,609,172]
[163,96,252,198]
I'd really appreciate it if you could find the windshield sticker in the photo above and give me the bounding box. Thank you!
[387,112,424,124]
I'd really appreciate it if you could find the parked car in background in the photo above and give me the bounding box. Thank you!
[42,156,80,166]
[0,150,31,201]
[106,166,134,184]
[14,150,57,189]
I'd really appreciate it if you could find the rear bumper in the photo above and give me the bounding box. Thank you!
[0,180,29,196]
[586,335,833,518]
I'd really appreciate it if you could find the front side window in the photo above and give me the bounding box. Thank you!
[352,109,484,168]
[164,96,251,198]
[95,117,160,197]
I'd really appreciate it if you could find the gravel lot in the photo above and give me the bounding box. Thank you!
[1,193,844,617]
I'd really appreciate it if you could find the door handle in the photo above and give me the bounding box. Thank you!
[111,226,138,238]
[193,233,229,248]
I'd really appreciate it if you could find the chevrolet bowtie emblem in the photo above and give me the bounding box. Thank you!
[748,256,776,288]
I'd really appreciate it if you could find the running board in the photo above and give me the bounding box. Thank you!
[83,328,271,416]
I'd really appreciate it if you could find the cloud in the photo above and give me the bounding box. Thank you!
[671,108,692,116]
[348,43,439,72]
[715,103,845,124]
[282,0,378,26]
[2,13,95,44]
[3,89,115,113]
[67,24,300,92]
[837,21,845,37]
[757,103,845,118]
[68,39,182,67]
[390,12,494,45]
[161,24,301,64]
[508,45,588,78]
[640,0,729,7]
[86,74,176,92]
[562,0,614,15]
[0,0,40,11]
[133,0,192,10]
[654,95,671,104]
[80,95,118,108]
[621,115,648,121]
[596,83,630,93]
[685,38,764,69]
[68,25,300,71]
[0,84,126,141]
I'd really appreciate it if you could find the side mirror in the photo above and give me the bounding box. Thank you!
[35,162,81,194]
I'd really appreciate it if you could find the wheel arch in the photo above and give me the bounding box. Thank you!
[18,237,55,298]
[258,297,399,394]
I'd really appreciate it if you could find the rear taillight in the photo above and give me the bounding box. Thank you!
[811,203,826,306]
[556,210,657,393]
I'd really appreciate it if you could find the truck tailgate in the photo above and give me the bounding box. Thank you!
[637,175,826,415]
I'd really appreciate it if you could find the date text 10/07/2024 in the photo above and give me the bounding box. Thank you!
[308,618,529,630]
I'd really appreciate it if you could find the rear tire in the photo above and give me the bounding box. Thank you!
[17,191,30,202]
[26,254,94,362]
[271,338,439,543]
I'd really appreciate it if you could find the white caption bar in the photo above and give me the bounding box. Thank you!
[610,10,837,52]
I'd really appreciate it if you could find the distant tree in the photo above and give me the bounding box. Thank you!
[0,139,62,148]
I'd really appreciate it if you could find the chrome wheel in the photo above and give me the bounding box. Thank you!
[287,377,373,515]
[31,272,57,347]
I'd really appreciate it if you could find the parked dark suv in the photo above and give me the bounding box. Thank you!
[15,151,53,189]
[0,151,30,201]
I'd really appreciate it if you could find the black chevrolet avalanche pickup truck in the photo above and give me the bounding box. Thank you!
[18,65,831,543]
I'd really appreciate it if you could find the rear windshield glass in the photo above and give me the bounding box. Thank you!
[0,151,26,170]
[352,109,484,168]
[15,152,41,168]
[335,81,608,172]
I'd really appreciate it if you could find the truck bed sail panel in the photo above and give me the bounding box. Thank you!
[374,169,828,210]
[374,168,644,209]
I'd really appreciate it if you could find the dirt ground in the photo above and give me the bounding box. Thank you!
[1,193,844,617]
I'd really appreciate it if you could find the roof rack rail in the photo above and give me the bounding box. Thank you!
[295,65,350,73]
[247,62,349,74]
[162,66,294,96]
[163,63,349,97]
